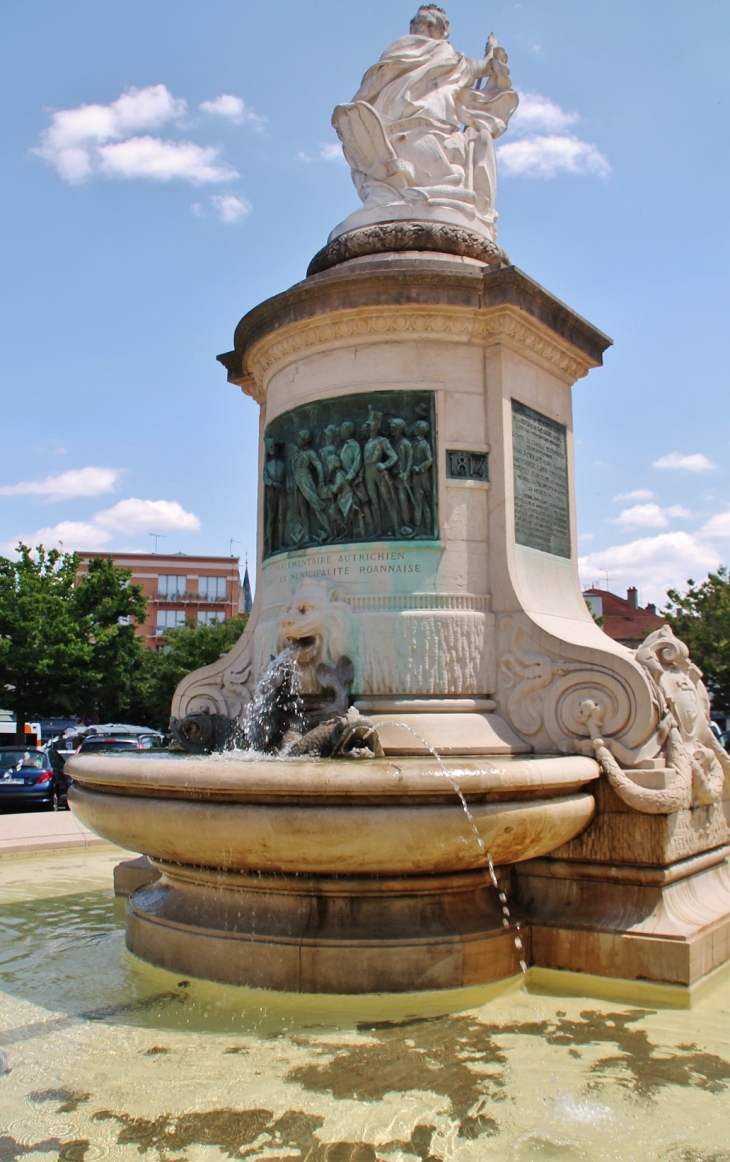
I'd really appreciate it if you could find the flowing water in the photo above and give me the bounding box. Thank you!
[372,720,527,973]
[240,646,305,753]
[1,848,730,1161]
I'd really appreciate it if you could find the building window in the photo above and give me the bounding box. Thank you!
[158,574,187,598]
[198,610,227,626]
[199,576,227,600]
[156,609,187,635]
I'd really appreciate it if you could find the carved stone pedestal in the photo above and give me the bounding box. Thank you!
[515,782,730,986]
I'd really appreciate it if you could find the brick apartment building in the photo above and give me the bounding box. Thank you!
[78,552,243,649]
[583,586,665,648]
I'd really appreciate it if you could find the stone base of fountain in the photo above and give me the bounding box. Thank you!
[67,751,597,993]
[515,847,730,988]
[514,778,730,987]
[126,865,527,993]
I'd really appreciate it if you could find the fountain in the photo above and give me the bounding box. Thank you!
[67,5,730,998]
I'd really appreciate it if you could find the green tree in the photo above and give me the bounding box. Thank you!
[664,567,730,709]
[70,554,149,721]
[0,544,147,733]
[138,615,249,730]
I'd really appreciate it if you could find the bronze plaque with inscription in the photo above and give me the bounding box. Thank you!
[512,400,570,559]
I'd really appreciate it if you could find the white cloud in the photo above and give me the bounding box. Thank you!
[511,91,579,134]
[35,84,185,182]
[93,498,200,535]
[35,84,236,185]
[610,502,692,530]
[5,497,200,554]
[200,95,266,129]
[579,531,723,605]
[298,142,346,164]
[613,489,655,502]
[211,194,251,222]
[611,503,669,529]
[613,504,692,532]
[319,142,346,163]
[0,466,120,502]
[700,510,730,537]
[497,134,610,179]
[496,89,609,181]
[653,452,717,473]
[19,520,114,552]
[98,136,235,183]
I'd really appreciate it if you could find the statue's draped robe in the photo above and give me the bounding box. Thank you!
[344,35,518,220]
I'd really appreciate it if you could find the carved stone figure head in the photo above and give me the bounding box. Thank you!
[340,421,355,441]
[390,418,406,438]
[409,4,449,39]
[414,420,430,437]
[297,428,312,447]
[274,580,351,693]
[367,410,382,437]
[264,435,280,457]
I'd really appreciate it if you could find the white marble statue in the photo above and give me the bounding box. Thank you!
[332,5,518,242]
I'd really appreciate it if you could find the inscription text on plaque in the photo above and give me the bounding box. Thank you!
[512,400,570,559]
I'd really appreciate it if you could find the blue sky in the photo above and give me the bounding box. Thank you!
[0,0,728,605]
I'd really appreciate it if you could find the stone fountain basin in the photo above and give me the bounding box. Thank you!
[67,752,599,875]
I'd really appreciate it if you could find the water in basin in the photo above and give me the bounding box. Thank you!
[1,848,729,1160]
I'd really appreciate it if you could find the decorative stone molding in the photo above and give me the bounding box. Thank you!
[326,592,491,613]
[307,222,508,277]
[245,303,592,390]
[262,593,491,623]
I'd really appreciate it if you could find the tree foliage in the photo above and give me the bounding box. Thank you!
[0,545,248,732]
[0,544,148,731]
[0,546,149,729]
[135,616,248,730]
[664,567,730,709]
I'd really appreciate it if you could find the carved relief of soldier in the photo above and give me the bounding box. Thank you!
[262,392,437,558]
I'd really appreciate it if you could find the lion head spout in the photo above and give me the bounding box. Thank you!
[274,581,352,694]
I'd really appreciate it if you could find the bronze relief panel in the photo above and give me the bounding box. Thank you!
[263,390,438,560]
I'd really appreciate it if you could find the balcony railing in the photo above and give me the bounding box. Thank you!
[155,590,228,603]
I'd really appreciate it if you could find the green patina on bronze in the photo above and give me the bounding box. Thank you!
[263,390,438,560]
[512,398,570,559]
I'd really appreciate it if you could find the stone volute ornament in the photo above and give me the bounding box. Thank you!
[328,5,518,253]
[574,626,730,815]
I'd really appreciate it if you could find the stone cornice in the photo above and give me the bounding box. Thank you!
[218,260,611,398]
[241,302,592,390]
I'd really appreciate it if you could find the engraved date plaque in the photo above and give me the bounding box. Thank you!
[512,400,570,559]
[446,449,489,481]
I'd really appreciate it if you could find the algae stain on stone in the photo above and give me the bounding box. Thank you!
[478,1009,730,1098]
[0,1136,91,1161]
[28,1086,91,1113]
[91,1107,458,1161]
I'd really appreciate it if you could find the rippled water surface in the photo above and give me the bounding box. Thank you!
[1,849,730,1160]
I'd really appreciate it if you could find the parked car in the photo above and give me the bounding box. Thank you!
[75,733,165,756]
[719,730,730,754]
[0,747,71,811]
